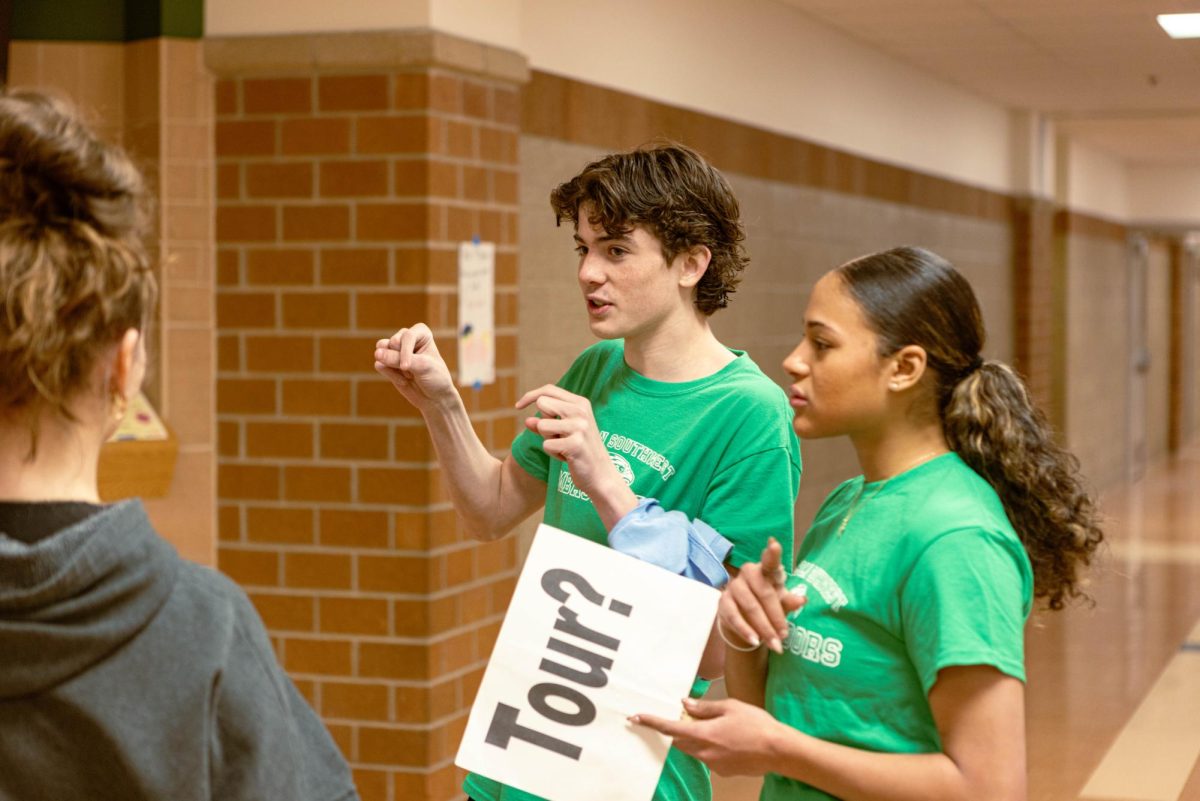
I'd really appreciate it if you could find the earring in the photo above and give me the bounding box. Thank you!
[111,392,128,424]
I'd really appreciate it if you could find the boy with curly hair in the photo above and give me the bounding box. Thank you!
[375,142,801,801]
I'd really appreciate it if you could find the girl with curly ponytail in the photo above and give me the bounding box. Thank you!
[635,246,1102,801]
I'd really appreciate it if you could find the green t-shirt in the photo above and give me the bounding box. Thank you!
[466,339,802,801]
[762,453,1032,801]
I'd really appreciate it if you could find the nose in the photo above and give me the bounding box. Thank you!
[782,343,809,379]
[577,252,604,287]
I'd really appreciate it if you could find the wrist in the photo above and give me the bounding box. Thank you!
[761,715,802,775]
[716,615,761,652]
[595,481,639,530]
[421,389,466,418]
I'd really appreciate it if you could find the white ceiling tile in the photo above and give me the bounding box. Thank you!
[773,0,1200,163]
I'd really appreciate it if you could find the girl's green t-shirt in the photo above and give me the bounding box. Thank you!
[762,453,1033,801]
[466,339,802,801]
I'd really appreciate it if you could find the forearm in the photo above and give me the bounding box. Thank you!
[420,394,509,540]
[721,643,768,707]
[697,619,725,680]
[591,479,639,532]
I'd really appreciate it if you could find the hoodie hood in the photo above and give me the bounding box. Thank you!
[0,499,178,699]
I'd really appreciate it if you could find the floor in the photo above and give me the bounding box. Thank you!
[711,440,1200,801]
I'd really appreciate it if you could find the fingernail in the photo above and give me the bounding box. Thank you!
[628,715,640,724]
[769,638,783,654]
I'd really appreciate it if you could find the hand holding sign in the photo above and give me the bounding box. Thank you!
[456,525,720,801]
[630,697,782,777]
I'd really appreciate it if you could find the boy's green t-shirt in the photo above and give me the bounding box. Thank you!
[465,339,802,801]
[762,453,1033,801]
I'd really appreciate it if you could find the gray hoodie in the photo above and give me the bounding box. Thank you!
[0,500,358,801]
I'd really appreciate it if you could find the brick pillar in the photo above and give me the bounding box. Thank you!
[207,32,527,801]
[1011,196,1060,429]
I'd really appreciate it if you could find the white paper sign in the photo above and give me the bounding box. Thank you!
[457,239,495,387]
[455,524,720,801]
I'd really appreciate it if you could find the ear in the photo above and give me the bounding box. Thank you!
[676,245,712,290]
[885,344,928,393]
[109,328,143,402]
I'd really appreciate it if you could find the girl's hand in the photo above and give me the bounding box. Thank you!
[631,697,783,777]
[720,538,806,654]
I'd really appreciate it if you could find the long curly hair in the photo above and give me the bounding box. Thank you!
[549,141,749,315]
[0,90,156,454]
[837,246,1103,610]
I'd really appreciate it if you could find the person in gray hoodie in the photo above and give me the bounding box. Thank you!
[0,89,359,801]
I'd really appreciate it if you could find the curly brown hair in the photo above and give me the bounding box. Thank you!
[549,141,749,315]
[837,246,1103,610]
[0,90,156,453]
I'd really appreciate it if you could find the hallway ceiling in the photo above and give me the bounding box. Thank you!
[777,0,1200,165]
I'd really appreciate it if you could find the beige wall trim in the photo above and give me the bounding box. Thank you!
[204,29,529,83]
[522,70,1014,224]
[1054,209,1129,243]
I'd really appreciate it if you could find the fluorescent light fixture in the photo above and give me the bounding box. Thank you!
[1157,13,1200,38]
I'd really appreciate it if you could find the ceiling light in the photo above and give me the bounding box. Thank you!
[1157,13,1200,38]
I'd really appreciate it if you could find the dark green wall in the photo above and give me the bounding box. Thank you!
[12,0,202,41]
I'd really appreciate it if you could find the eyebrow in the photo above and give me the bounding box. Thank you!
[573,232,635,246]
[805,320,833,332]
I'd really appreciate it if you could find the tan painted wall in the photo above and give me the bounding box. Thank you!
[1146,240,1172,462]
[1063,234,1129,489]
[1129,166,1200,226]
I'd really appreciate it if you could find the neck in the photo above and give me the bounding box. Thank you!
[622,313,733,381]
[0,411,105,503]
[851,420,949,483]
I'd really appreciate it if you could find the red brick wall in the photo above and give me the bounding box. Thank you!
[213,48,523,801]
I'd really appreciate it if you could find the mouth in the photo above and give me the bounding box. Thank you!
[789,389,808,408]
[586,296,613,316]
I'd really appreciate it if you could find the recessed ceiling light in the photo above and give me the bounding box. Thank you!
[1157,13,1200,38]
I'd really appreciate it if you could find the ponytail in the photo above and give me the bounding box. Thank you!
[836,246,1104,611]
[944,361,1103,610]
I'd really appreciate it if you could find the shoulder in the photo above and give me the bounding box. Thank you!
[711,355,797,445]
[898,461,1032,593]
[167,561,269,649]
[901,457,1007,526]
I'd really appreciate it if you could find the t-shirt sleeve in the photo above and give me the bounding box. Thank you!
[511,419,550,482]
[699,444,801,570]
[210,595,359,801]
[899,529,1031,696]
